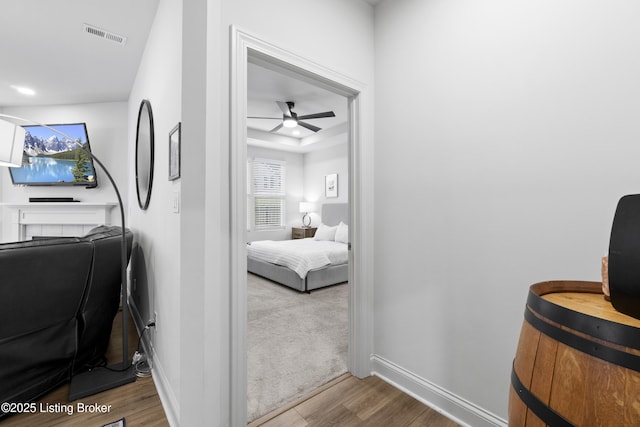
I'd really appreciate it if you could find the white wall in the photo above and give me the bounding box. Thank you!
[303,142,348,226]
[0,102,128,240]
[247,145,304,241]
[374,0,640,424]
[126,0,180,423]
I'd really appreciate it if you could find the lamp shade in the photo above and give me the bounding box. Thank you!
[0,118,25,167]
[299,202,315,213]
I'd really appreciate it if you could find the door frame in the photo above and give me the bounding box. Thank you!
[230,26,373,425]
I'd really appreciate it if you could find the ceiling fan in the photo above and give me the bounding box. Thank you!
[248,101,335,133]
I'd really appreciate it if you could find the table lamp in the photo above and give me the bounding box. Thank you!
[299,202,315,228]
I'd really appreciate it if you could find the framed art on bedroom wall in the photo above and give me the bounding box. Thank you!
[325,173,338,198]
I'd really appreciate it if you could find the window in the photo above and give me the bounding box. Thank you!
[248,158,286,230]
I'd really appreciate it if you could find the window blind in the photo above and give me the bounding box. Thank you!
[252,160,285,195]
[248,159,286,230]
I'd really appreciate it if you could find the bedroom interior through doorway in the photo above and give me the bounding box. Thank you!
[230,27,369,427]
[245,56,350,423]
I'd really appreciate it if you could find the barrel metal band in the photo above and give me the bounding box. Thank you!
[510,365,574,427]
[527,288,640,350]
[524,307,640,372]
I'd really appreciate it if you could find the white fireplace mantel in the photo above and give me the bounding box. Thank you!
[1,202,118,242]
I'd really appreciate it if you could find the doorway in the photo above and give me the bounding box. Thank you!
[230,27,371,426]
[245,60,349,422]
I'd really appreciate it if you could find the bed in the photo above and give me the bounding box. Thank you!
[247,203,349,292]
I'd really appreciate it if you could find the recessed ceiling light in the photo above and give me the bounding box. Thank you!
[292,130,300,136]
[10,85,36,96]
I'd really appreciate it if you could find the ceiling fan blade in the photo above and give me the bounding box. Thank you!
[297,111,335,120]
[276,101,292,117]
[270,123,284,133]
[297,121,321,132]
[247,116,281,119]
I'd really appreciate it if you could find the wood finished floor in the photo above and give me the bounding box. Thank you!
[249,374,460,427]
[1,310,459,427]
[1,310,169,427]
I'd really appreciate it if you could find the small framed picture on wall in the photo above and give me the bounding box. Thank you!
[168,122,181,181]
[325,173,338,198]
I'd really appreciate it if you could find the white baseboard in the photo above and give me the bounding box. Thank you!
[370,355,507,427]
[152,354,180,427]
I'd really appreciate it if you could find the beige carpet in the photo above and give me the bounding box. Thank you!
[247,273,348,422]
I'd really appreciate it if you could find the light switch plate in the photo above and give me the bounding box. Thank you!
[172,189,180,213]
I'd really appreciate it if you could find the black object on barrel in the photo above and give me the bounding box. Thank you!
[609,194,640,320]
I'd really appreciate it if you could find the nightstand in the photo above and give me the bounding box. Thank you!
[292,227,317,239]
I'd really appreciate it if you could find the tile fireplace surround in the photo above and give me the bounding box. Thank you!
[0,202,117,242]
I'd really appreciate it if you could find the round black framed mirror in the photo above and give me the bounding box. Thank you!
[135,99,155,210]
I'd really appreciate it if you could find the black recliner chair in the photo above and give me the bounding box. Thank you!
[0,226,132,417]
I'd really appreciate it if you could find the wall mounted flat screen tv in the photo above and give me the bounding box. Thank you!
[9,123,98,187]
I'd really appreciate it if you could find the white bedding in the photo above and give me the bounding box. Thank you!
[247,238,348,279]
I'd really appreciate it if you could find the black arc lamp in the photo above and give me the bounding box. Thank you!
[0,114,136,399]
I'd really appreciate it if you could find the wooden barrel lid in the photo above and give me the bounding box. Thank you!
[529,281,640,345]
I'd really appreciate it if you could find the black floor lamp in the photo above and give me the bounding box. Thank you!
[0,114,136,399]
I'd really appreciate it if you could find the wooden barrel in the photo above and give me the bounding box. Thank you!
[509,281,640,426]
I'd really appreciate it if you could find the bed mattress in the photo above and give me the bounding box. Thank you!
[247,238,348,279]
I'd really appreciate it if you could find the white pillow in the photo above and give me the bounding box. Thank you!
[314,223,337,241]
[334,222,348,244]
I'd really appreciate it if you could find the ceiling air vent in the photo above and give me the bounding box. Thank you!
[83,23,127,46]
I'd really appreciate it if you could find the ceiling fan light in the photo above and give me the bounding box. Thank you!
[283,117,297,128]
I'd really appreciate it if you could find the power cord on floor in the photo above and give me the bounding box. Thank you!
[77,321,156,375]
[133,322,155,378]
